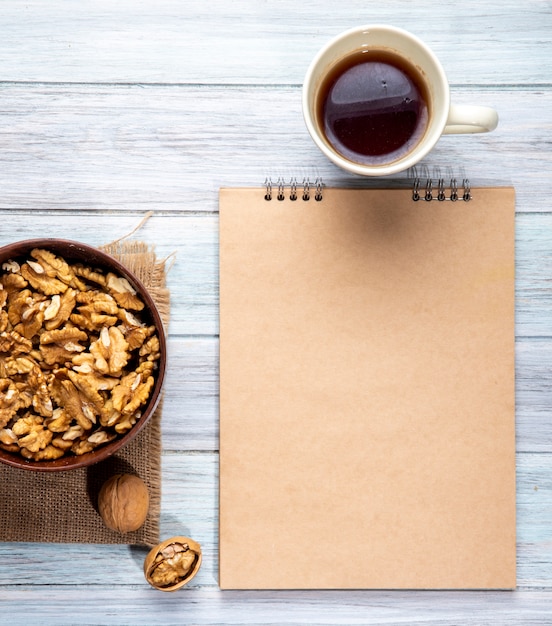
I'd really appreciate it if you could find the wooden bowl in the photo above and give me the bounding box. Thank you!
[0,238,166,471]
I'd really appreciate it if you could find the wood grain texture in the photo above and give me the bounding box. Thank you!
[1,212,551,338]
[0,85,548,212]
[1,587,551,626]
[0,0,550,622]
[0,453,550,591]
[0,1,550,85]
[0,452,550,626]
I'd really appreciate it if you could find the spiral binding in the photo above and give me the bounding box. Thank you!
[412,178,471,202]
[264,177,324,202]
[264,177,471,202]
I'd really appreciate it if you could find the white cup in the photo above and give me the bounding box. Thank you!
[302,25,499,177]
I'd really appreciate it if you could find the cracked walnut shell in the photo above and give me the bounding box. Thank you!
[98,473,149,533]
[144,537,202,591]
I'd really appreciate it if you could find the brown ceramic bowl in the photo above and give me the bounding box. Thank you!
[0,239,166,471]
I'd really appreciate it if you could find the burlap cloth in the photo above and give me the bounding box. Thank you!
[0,239,170,547]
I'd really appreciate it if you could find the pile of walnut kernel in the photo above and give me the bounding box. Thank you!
[0,247,161,461]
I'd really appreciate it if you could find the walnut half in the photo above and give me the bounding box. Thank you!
[144,537,202,592]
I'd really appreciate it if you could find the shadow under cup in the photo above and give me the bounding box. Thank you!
[302,25,451,176]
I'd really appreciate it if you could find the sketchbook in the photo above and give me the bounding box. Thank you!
[218,180,516,590]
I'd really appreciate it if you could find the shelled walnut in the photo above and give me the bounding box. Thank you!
[144,537,202,591]
[0,248,161,461]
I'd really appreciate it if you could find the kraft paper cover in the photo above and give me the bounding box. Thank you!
[219,187,516,590]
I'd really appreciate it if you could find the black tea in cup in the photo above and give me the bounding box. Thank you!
[316,49,430,165]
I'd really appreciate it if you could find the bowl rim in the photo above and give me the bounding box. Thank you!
[0,238,167,471]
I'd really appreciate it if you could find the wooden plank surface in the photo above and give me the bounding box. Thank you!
[1,588,551,626]
[0,1,550,85]
[0,85,548,212]
[1,212,551,338]
[0,0,551,623]
[0,453,550,588]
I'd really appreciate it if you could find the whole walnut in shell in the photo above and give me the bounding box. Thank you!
[98,473,149,533]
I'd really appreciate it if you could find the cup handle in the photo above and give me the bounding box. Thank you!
[443,104,499,134]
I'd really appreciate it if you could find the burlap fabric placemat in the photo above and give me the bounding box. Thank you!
[0,239,169,547]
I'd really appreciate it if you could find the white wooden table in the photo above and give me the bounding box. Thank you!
[1,2,551,623]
